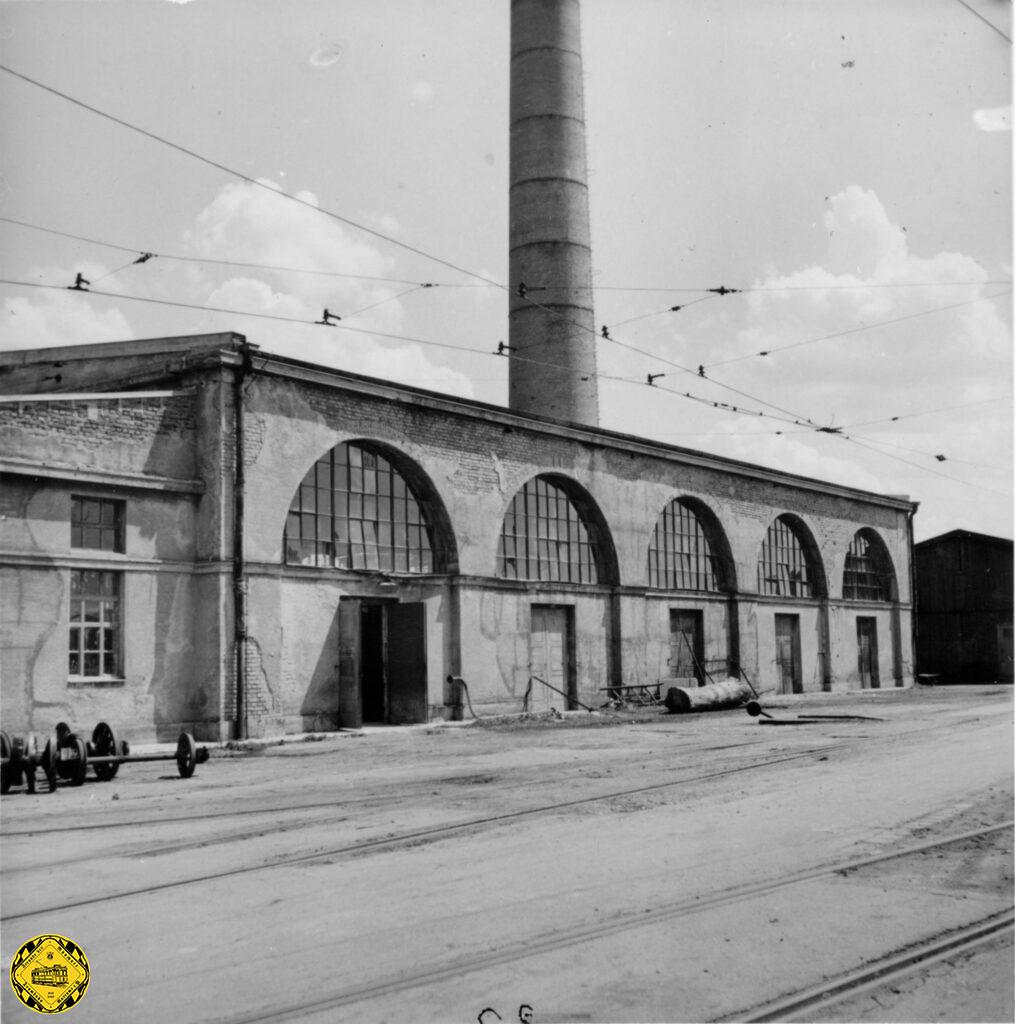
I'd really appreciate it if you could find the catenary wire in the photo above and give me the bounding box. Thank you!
[0,216,486,288]
[704,291,1013,368]
[1,68,1007,482]
[3,276,1007,495]
[0,64,502,289]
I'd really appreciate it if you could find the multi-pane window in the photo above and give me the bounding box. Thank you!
[843,531,893,601]
[757,517,814,597]
[69,570,121,678]
[497,477,599,583]
[71,496,124,551]
[285,443,435,572]
[648,500,721,591]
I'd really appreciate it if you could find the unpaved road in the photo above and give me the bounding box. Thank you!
[2,685,1012,1024]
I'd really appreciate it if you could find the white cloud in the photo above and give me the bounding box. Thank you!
[0,261,135,351]
[184,181,475,397]
[973,105,1011,132]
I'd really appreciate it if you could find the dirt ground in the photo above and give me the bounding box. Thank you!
[2,684,1012,1024]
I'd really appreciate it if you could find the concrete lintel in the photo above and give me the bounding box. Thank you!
[0,550,207,574]
[0,458,205,494]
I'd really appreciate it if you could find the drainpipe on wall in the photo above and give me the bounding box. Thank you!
[232,345,251,739]
[907,504,919,683]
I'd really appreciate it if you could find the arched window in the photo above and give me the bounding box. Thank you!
[497,476,601,583]
[843,530,895,601]
[284,442,436,572]
[648,499,727,591]
[757,516,819,598]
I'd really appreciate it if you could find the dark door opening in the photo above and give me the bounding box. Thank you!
[857,617,880,689]
[338,599,428,726]
[669,609,704,684]
[775,613,802,694]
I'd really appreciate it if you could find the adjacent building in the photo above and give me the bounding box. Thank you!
[915,530,1014,684]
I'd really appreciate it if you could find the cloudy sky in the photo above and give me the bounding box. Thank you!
[0,0,1011,541]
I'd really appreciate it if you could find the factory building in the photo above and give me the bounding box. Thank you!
[0,0,917,740]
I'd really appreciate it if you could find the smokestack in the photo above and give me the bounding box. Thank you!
[508,0,599,426]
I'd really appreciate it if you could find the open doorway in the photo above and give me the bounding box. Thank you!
[775,613,802,694]
[856,616,880,689]
[338,599,428,726]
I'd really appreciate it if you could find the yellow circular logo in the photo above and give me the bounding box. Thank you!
[10,935,90,1014]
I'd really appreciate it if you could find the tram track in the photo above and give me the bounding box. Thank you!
[723,908,1015,1023]
[2,744,843,921]
[205,821,1014,1024]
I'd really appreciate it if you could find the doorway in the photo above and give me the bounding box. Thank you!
[775,613,802,694]
[529,605,575,712]
[669,609,704,684]
[337,600,428,726]
[856,617,880,689]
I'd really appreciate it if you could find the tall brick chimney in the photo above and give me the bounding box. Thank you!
[508,0,599,426]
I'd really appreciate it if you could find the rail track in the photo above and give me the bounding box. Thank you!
[2,744,844,921]
[204,821,1014,1024]
[726,908,1015,1022]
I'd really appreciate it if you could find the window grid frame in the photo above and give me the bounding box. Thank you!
[69,569,122,679]
[843,532,893,601]
[284,444,435,573]
[71,495,125,553]
[757,517,814,598]
[497,477,599,584]
[648,501,721,592]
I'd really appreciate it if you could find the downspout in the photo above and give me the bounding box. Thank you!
[232,345,251,739]
[907,503,919,684]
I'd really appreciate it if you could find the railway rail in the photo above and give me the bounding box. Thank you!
[726,908,1015,1022]
[204,822,1014,1024]
[2,744,844,921]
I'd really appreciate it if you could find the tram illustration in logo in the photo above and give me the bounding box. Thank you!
[10,934,89,1013]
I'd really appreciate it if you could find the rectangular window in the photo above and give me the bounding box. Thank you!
[71,496,125,552]
[69,569,122,680]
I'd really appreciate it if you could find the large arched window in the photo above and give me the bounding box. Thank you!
[284,442,438,572]
[497,476,603,583]
[757,515,822,598]
[843,529,895,601]
[648,498,730,591]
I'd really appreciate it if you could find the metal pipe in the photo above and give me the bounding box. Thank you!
[528,674,595,712]
[233,345,251,739]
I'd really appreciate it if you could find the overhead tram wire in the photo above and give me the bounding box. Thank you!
[0,275,811,431]
[6,216,1007,295]
[3,66,1003,452]
[704,290,1014,369]
[845,433,1012,473]
[5,276,1008,495]
[590,279,1011,293]
[514,288,827,428]
[0,64,502,290]
[0,216,488,289]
